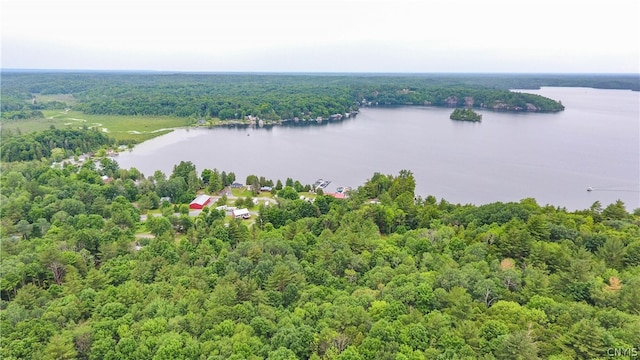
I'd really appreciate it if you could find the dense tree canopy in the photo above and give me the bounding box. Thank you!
[1,156,639,359]
[4,72,617,126]
[0,128,115,162]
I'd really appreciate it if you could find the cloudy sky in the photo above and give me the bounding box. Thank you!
[2,0,639,72]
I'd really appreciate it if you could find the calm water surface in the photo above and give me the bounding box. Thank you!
[117,87,640,210]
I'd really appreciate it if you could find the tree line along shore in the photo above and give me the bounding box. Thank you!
[5,72,604,125]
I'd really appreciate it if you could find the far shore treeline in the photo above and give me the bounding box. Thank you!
[7,72,639,125]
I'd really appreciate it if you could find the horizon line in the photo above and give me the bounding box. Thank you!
[2,68,639,76]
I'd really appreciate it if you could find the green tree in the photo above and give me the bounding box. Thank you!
[278,186,299,201]
[388,169,415,200]
[494,219,533,262]
[109,196,139,229]
[267,264,295,292]
[227,171,236,185]
[601,200,628,220]
[624,241,640,267]
[99,157,119,177]
[598,237,626,270]
[561,319,606,359]
[146,216,173,237]
[246,174,259,186]
[267,347,298,360]
[201,168,213,184]
[208,169,222,193]
[42,334,78,360]
[495,330,539,360]
[51,147,65,162]
[187,170,201,194]
[171,161,197,181]
[15,219,33,239]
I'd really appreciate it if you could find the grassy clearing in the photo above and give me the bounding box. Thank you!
[1,110,190,143]
[230,188,278,199]
[32,93,78,106]
[228,188,319,200]
[261,192,276,199]
[231,188,252,197]
[1,116,71,134]
[302,192,318,200]
[116,129,175,143]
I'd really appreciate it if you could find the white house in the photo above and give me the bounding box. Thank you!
[232,208,250,219]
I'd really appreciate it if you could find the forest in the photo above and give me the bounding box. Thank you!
[1,72,639,359]
[1,145,639,359]
[0,128,114,162]
[4,72,622,125]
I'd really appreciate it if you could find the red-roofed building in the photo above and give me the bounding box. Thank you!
[189,195,211,209]
[330,192,346,199]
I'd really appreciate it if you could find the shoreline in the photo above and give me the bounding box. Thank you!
[122,101,562,150]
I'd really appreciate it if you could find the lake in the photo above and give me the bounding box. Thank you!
[116,87,640,211]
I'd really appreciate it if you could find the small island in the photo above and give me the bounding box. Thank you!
[450,108,482,122]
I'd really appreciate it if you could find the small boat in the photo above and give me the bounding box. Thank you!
[587,187,593,192]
